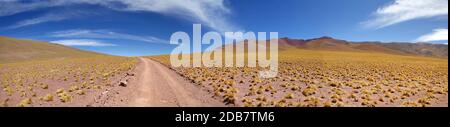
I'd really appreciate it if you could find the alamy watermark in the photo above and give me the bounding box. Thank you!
[170,24,278,78]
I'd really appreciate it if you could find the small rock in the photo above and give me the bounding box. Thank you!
[127,73,135,76]
[102,91,109,95]
[119,80,127,87]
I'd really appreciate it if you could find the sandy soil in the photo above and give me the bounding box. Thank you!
[123,58,224,107]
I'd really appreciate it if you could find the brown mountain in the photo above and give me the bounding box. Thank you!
[276,36,448,59]
[219,36,447,59]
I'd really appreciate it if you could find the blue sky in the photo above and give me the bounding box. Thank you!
[0,0,448,56]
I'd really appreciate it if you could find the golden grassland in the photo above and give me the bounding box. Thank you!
[0,56,137,107]
[149,48,448,107]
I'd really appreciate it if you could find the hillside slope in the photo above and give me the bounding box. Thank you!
[0,36,106,63]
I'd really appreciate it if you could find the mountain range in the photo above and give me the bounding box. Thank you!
[0,36,448,64]
[276,36,448,59]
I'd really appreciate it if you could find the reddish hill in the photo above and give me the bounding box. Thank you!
[223,36,448,59]
[275,36,448,58]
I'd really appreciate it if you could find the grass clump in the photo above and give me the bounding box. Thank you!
[40,93,54,102]
[17,98,32,107]
[56,89,72,103]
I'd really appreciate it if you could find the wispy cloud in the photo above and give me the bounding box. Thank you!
[363,0,448,29]
[7,13,70,29]
[0,0,110,16]
[0,0,61,16]
[0,0,239,32]
[49,29,168,44]
[115,0,239,32]
[416,28,448,42]
[51,39,117,47]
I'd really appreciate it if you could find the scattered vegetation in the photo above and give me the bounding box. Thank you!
[149,48,448,107]
[0,56,136,106]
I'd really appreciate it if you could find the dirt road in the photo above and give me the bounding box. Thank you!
[127,58,224,107]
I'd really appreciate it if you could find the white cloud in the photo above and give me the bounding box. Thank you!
[7,13,70,29]
[49,29,168,44]
[364,0,448,29]
[0,0,239,32]
[0,0,110,16]
[51,39,117,46]
[116,0,238,32]
[0,0,58,16]
[416,29,448,42]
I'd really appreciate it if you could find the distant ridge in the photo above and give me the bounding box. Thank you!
[0,36,107,63]
[223,36,448,59]
[277,36,448,58]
